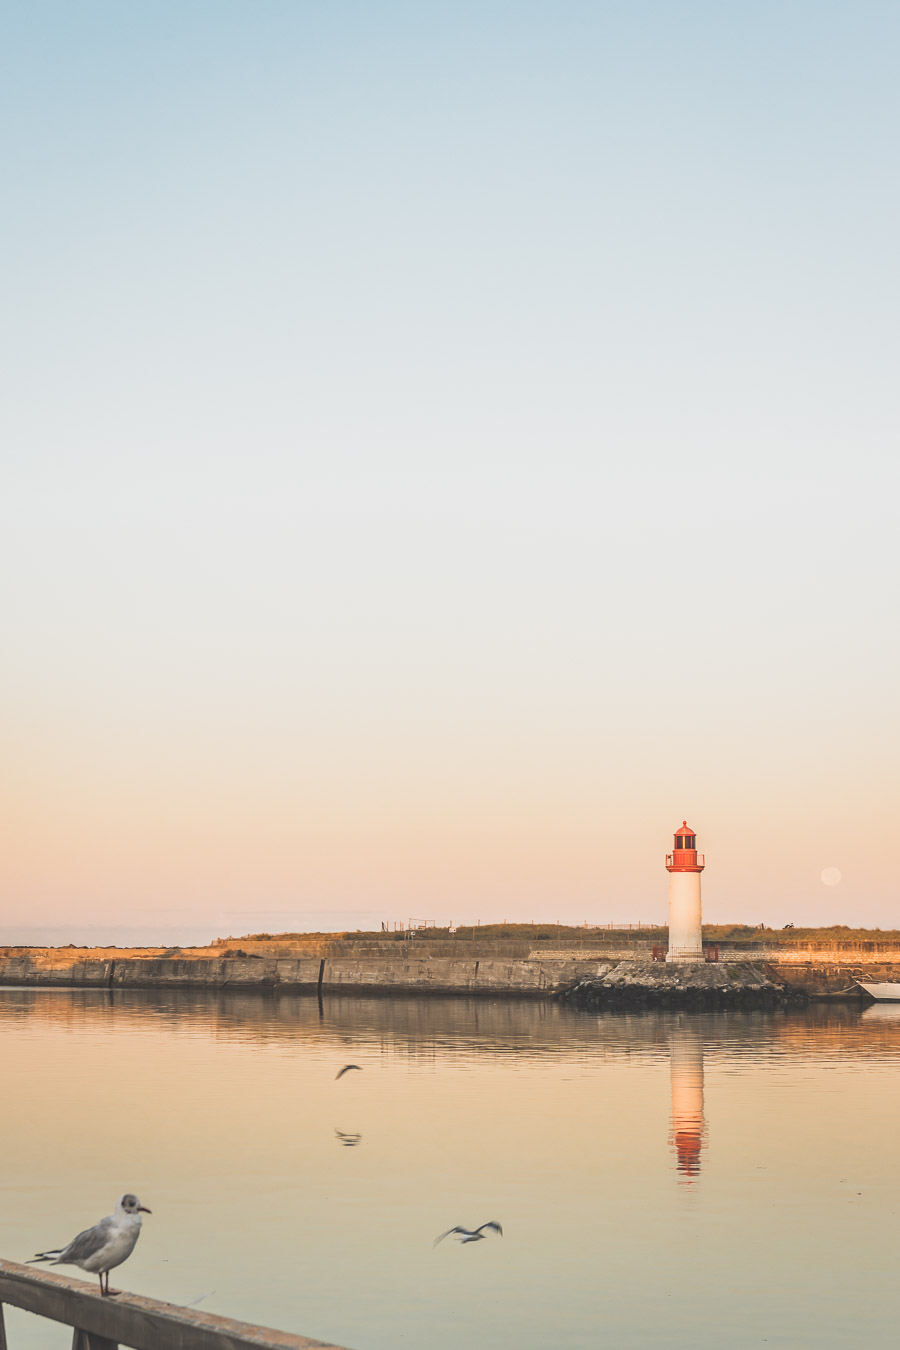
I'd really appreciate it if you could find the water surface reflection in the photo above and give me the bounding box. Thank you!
[1,990,898,1350]
[3,984,897,1057]
[668,1024,706,1180]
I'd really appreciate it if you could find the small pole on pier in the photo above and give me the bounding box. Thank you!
[72,1331,118,1350]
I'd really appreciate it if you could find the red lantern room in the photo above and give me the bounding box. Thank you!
[666,822,705,874]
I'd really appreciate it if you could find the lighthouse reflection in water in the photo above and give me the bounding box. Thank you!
[668,1022,706,1180]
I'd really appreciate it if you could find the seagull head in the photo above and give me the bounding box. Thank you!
[117,1194,152,1217]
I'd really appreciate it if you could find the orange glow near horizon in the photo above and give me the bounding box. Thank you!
[2,702,896,935]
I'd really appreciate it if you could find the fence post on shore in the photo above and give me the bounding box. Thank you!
[0,1302,8,1350]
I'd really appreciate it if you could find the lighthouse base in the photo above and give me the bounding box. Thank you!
[666,946,705,965]
[558,961,797,1010]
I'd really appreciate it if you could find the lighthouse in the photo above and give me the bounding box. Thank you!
[666,821,705,963]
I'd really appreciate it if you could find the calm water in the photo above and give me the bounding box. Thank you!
[1,989,898,1349]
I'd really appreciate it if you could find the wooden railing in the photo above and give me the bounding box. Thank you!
[0,1259,353,1350]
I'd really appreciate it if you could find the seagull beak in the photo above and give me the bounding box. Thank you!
[138,1206,152,1214]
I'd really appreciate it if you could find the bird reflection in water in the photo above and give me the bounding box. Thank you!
[334,1128,363,1147]
[668,1025,706,1181]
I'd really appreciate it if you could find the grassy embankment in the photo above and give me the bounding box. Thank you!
[222,923,900,946]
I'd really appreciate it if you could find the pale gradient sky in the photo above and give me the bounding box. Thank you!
[1,1,898,941]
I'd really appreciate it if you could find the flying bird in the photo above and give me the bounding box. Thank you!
[334,1128,363,1147]
[29,1193,151,1296]
[434,1221,503,1246]
[335,1064,362,1080]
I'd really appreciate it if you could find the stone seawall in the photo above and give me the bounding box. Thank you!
[560,960,796,1010]
[0,952,610,997]
[0,947,895,999]
[763,961,900,995]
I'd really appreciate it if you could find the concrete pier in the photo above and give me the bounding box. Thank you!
[2,937,899,1000]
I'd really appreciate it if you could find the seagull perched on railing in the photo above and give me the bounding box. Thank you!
[434,1221,503,1246]
[29,1193,151,1296]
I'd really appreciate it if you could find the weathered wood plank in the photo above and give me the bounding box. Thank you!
[0,1262,352,1350]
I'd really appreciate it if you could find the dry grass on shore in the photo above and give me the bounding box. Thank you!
[223,922,900,946]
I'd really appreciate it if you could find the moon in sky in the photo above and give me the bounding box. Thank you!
[821,867,842,887]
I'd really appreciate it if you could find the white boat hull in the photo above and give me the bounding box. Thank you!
[856,982,900,1003]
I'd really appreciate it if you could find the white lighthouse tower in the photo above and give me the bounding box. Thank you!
[666,821,705,963]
